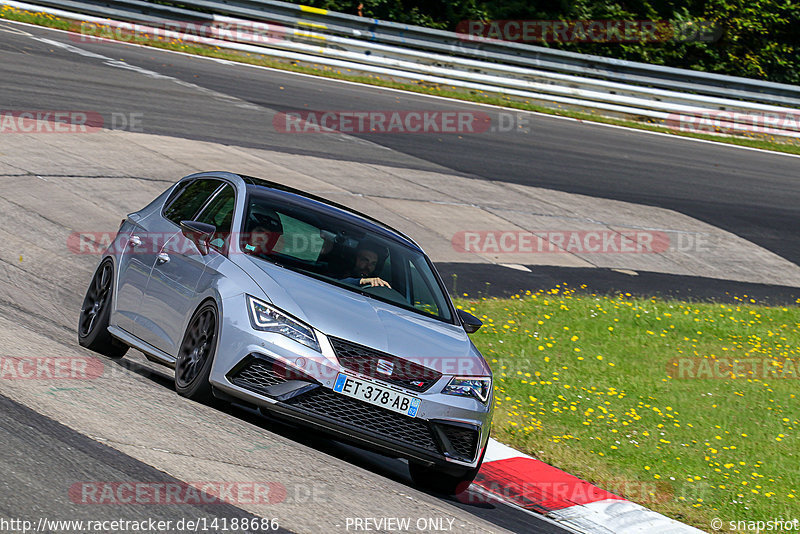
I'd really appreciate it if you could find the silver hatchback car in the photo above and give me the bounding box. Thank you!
[78,171,493,494]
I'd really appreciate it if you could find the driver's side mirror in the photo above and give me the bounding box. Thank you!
[457,308,482,334]
[180,220,216,255]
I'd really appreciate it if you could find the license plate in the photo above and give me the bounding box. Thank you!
[333,373,421,418]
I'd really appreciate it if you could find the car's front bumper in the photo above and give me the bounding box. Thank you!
[209,294,492,472]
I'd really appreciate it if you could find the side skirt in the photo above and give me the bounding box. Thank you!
[108,325,177,368]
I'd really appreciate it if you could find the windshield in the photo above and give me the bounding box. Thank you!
[240,191,454,323]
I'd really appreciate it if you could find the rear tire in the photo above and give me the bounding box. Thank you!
[174,302,218,403]
[409,443,487,495]
[78,258,128,358]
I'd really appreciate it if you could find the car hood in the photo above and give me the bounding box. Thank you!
[236,256,490,376]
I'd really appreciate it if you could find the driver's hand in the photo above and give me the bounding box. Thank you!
[360,277,391,288]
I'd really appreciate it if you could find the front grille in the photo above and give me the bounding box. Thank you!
[329,337,442,392]
[440,424,479,461]
[285,387,439,452]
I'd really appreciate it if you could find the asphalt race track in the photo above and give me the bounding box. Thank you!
[1,19,799,534]
[2,22,800,271]
[0,393,291,534]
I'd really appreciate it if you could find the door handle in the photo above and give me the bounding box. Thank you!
[156,252,170,265]
[129,235,142,248]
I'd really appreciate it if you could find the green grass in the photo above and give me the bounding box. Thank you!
[3,5,800,157]
[455,288,800,531]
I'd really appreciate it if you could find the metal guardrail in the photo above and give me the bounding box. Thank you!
[164,0,800,107]
[13,0,800,107]
[4,0,800,138]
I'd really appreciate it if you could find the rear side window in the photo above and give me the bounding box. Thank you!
[164,179,222,225]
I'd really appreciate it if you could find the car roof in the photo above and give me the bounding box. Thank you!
[238,174,422,251]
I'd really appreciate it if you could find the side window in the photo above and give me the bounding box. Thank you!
[409,262,440,317]
[195,184,236,250]
[163,179,222,225]
[409,260,450,319]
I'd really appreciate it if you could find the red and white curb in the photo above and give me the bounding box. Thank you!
[470,439,706,533]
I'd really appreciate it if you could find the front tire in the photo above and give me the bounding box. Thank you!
[78,258,128,358]
[409,443,487,495]
[174,302,218,402]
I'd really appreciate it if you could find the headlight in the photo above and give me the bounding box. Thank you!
[442,376,491,404]
[247,295,320,352]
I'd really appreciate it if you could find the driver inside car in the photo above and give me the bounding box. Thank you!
[340,243,391,288]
